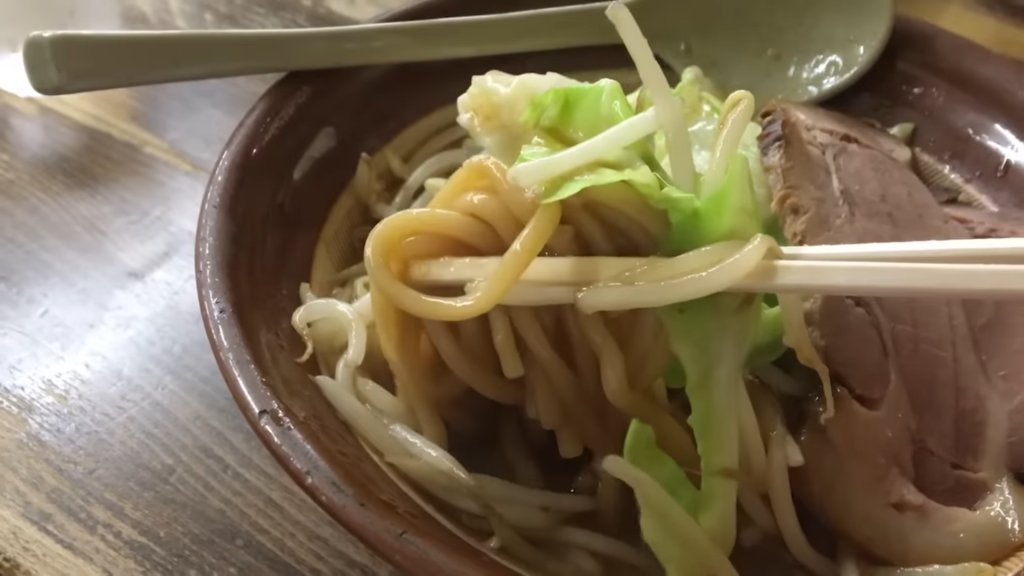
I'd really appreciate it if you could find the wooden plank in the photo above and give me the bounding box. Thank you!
[0,1,407,575]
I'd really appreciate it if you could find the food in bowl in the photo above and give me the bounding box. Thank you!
[288,3,1024,575]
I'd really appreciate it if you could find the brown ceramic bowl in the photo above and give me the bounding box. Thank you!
[195,1,1024,574]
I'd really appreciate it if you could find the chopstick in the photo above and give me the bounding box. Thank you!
[405,238,1024,303]
[778,238,1024,263]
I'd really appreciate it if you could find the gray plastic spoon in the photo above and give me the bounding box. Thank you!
[22,0,893,103]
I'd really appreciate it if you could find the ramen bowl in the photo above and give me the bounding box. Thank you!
[195,1,1024,574]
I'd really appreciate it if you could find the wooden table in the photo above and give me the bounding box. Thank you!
[0,1,1019,575]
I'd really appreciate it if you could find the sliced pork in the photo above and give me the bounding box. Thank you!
[759,101,1024,566]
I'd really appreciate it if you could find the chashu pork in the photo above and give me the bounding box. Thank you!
[759,101,1024,567]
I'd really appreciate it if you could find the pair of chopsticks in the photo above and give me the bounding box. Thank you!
[406,238,1024,304]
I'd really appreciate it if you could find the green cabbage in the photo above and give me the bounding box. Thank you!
[507,70,785,570]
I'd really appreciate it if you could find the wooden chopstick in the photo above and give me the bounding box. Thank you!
[779,238,1024,263]
[405,238,1024,302]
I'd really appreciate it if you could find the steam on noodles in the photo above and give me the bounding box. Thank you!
[289,2,1023,575]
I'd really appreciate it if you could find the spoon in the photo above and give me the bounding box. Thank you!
[22,0,894,103]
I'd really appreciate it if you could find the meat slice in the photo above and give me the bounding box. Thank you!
[759,101,1024,566]
[942,204,1024,478]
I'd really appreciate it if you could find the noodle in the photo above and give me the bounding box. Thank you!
[355,375,413,424]
[739,487,778,537]
[523,353,560,432]
[577,234,776,313]
[777,293,835,420]
[488,306,525,379]
[529,525,653,568]
[575,310,699,472]
[753,362,812,397]
[327,262,367,291]
[604,2,694,190]
[562,548,603,576]
[474,473,598,512]
[704,91,756,194]
[555,423,585,460]
[486,515,586,575]
[385,150,411,180]
[370,285,446,446]
[624,309,671,390]
[767,427,837,576]
[406,124,471,168]
[587,202,656,255]
[449,191,524,244]
[367,161,561,322]
[391,149,470,212]
[748,378,835,576]
[352,293,373,322]
[422,319,522,405]
[560,306,618,429]
[354,153,392,220]
[509,307,611,455]
[562,199,618,255]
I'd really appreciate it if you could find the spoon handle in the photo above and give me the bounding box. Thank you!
[23,2,618,96]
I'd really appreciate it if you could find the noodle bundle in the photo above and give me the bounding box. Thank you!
[366,154,689,467]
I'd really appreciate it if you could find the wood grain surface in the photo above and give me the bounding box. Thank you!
[0,1,1019,575]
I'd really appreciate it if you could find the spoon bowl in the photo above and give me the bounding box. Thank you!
[23,0,893,103]
[630,0,895,103]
